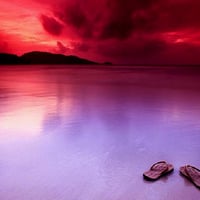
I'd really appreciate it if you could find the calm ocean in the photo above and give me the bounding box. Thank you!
[0,65,200,199]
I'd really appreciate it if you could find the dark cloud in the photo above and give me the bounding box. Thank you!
[96,34,167,63]
[56,41,69,54]
[51,0,163,40]
[40,14,63,36]
[97,35,200,64]
[71,42,90,52]
[100,0,135,39]
[100,0,160,39]
[54,1,94,38]
[38,0,200,64]
[52,0,200,39]
[160,1,200,31]
[131,0,200,32]
[53,0,167,40]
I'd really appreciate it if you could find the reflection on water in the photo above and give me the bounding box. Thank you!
[0,65,200,200]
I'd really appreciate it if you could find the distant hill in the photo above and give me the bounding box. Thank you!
[21,51,97,64]
[0,53,20,64]
[0,51,98,65]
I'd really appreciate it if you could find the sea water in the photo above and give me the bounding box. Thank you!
[0,65,200,200]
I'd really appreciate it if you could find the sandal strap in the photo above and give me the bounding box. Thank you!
[150,161,167,170]
[186,165,200,172]
[185,165,200,180]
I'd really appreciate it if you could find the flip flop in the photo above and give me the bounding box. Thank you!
[143,161,174,181]
[180,165,200,189]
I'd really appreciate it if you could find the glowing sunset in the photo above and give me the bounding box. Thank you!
[1,1,200,200]
[1,0,200,64]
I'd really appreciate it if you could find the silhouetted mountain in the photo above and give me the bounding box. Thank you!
[0,53,20,64]
[21,51,97,65]
[0,51,98,65]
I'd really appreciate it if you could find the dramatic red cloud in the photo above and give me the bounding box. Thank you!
[40,15,63,36]
[1,0,200,64]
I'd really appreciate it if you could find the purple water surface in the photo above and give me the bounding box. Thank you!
[0,65,200,199]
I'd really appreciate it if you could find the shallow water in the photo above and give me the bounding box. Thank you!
[0,65,200,199]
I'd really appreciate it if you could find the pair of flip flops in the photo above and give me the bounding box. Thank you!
[143,161,200,189]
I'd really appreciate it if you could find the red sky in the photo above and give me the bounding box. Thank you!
[1,0,200,64]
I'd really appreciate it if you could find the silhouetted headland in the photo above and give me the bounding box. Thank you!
[0,53,21,64]
[0,51,103,65]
